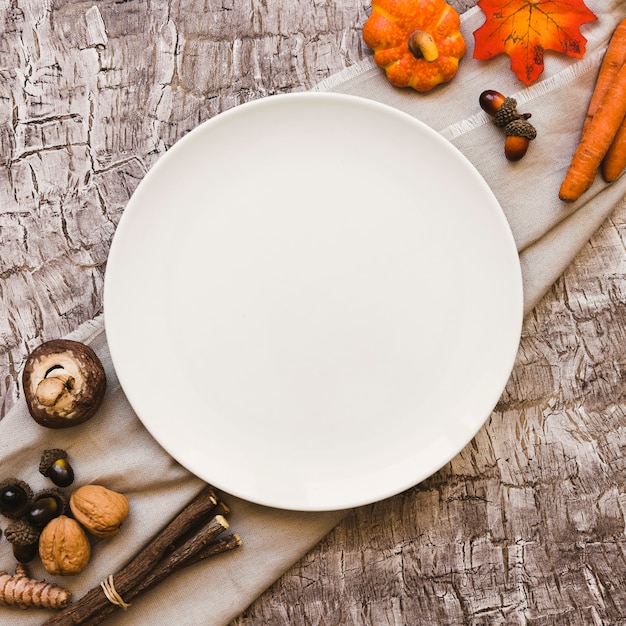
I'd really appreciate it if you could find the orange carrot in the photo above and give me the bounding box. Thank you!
[559,61,626,202]
[602,118,626,182]
[582,18,626,136]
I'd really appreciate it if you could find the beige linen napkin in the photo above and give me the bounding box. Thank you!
[1,1,625,624]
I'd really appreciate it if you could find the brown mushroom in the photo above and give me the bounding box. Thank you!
[22,339,106,428]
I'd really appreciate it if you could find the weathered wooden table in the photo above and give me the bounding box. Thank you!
[2,1,626,623]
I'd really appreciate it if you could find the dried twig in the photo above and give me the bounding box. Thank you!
[82,516,234,626]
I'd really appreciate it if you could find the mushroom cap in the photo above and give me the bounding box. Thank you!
[22,339,107,428]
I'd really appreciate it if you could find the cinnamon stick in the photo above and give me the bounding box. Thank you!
[43,485,220,626]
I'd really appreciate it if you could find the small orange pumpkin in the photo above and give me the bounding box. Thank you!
[363,0,466,92]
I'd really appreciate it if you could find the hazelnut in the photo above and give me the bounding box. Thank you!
[39,515,91,576]
[22,339,106,428]
[69,485,129,538]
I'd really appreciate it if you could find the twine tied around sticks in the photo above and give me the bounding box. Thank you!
[100,575,132,610]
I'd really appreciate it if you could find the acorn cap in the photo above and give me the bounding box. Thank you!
[494,97,521,127]
[4,519,40,546]
[39,448,68,475]
[505,118,537,140]
[31,487,68,511]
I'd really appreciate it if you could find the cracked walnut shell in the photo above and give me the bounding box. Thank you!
[69,485,130,538]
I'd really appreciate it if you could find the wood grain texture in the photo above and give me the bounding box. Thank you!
[2,1,626,624]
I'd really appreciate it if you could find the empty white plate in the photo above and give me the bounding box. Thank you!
[104,93,523,511]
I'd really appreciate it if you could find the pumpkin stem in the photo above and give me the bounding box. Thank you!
[408,30,439,62]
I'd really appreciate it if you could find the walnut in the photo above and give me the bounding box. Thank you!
[69,485,130,538]
[39,515,91,576]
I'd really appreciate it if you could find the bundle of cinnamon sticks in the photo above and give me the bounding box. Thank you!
[43,485,241,625]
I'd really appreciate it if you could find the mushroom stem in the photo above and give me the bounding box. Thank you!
[36,376,73,407]
[408,30,439,62]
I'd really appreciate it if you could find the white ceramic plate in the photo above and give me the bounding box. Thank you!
[104,93,522,511]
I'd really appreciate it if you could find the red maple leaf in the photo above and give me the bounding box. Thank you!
[473,0,597,85]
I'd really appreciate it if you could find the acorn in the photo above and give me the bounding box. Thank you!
[12,542,39,564]
[479,89,506,116]
[39,448,75,487]
[0,479,33,519]
[504,118,537,162]
[26,488,67,528]
[479,89,537,161]
[479,90,531,126]
[4,518,41,563]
